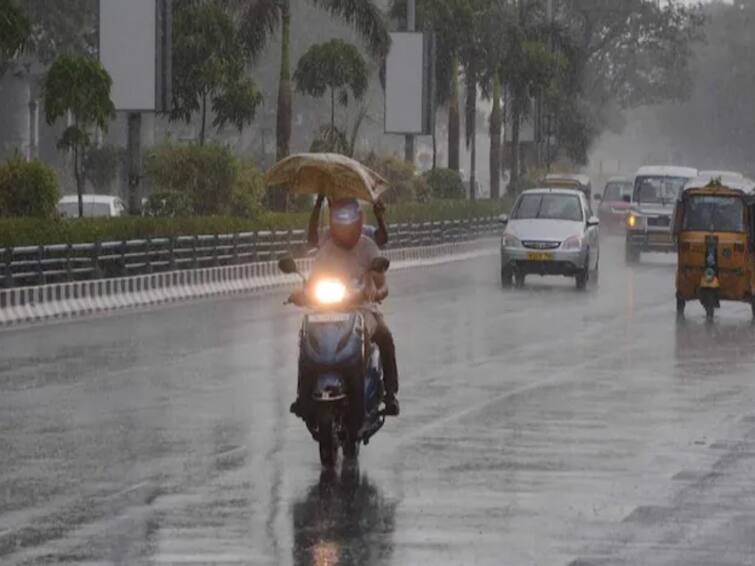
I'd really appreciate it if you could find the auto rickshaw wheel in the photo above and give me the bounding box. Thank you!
[625,242,640,264]
[700,289,717,322]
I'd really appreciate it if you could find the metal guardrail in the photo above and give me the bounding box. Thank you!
[0,217,499,288]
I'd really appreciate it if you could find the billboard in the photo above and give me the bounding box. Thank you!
[99,0,171,112]
[385,32,433,135]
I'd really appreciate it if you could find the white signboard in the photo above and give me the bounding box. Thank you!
[385,32,426,135]
[99,0,157,111]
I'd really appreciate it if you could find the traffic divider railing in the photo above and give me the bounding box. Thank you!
[0,237,498,327]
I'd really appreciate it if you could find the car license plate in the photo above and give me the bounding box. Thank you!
[527,252,554,261]
[308,313,350,324]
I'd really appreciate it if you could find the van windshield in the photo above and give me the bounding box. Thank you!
[634,176,688,205]
[684,195,744,232]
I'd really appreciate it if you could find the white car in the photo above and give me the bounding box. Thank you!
[500,188,600,290]
[57,195,127,218]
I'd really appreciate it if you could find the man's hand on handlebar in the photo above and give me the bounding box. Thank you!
[287,289,307,307]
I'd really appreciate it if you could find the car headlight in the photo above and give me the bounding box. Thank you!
[562,235,583,250]
[627,213,644,229]
[313,279,347,305]
[502,234,522,248]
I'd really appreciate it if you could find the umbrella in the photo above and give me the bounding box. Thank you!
[264,153,390,203]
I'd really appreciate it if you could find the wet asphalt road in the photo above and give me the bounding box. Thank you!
[2,237,755,566]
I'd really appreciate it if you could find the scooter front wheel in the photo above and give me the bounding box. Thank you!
[317,412,339,469]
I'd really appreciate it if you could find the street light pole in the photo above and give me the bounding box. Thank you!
[405,0,416,166]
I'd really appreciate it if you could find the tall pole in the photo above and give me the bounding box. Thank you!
[404,0,416,166]
[127,112,142,215]
[545,0,554,171]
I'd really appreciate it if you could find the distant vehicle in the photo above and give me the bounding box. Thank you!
[57,195,127,218]
[542,173,593,200]
[499,188,600,290]
[597,176,633,234]
[625,165,698,263]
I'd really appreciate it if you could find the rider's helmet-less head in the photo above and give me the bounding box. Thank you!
[330,198,364,249]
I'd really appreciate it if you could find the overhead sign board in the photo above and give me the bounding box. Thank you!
[99,0,172,112]
[385,32,433,135]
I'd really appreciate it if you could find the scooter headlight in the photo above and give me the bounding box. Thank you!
[313,279,347,305]
[704,267,716,282]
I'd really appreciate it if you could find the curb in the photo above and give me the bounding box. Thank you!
[0,239,498,328]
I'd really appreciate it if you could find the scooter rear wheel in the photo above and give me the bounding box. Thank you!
[317,413,339,469]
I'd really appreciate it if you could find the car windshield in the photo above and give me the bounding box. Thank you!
[683,195,744,232]
[58,202,112,218]
[603,182,632,202]
[513,194,583,222]
[634,176,688,205]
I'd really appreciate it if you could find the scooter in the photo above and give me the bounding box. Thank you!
[278,255,390,468]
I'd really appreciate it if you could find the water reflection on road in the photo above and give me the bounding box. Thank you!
[292,467,396,566]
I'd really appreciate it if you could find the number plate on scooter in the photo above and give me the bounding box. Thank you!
[308,313,350,324]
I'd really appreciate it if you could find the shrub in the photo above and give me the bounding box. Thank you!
[424,168,465,199]
[145,143,238,215]
[230,161,265,219]
[0,200,511,247]
[0,157,59,218]
[143,191,193,217]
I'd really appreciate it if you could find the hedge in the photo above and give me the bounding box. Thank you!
[0,199,510,247]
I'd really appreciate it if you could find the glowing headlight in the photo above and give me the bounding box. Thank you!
[502,234,522,248]
[627,214,638,228]
[314,279,347,305]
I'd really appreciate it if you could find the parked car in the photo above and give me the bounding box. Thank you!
[500,188,600,290]
[597,177,633,234]
[57,195,127,218]
[625,165,697,263]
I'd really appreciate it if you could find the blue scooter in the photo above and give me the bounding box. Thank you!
[279,255,390,467]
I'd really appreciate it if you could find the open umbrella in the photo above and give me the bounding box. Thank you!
[264,153,390,203]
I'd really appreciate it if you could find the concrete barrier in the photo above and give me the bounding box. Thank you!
[0,239,497,328]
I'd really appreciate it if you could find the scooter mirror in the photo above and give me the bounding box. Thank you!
[278,255,299,274]
[369,257,390,274]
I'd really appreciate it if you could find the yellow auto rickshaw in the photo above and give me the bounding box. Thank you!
[673,177,755,320]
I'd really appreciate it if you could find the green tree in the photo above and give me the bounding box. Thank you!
[43,55,115,217]
[0,0,29,61]
[171,0,262,146]
[239,0,390,168]
[294,39,368,137]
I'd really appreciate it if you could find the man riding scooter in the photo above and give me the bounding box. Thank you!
[308,194,389,249]
[290,198,400,417]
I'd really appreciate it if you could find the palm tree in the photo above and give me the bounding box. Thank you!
[240,0,389,160]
